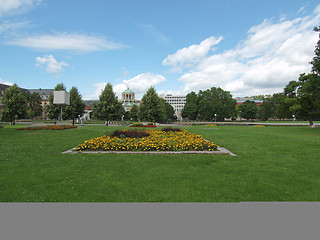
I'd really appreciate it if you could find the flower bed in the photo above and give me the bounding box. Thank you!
[76,129,218,152]
[16,125,78,131]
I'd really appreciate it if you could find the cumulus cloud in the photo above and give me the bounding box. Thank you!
[84,73,166,100]
[7,33,128,52]
[173,6,320,97]
[0,0,41,17]
[35,55,69,77]
[162,36,223,72]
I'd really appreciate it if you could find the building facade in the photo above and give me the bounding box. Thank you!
[121,88,139,111]
[159,94,186,121]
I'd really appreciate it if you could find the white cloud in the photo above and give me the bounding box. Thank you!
[35,55,69,77]
[0,77,13,85]
[7,33,128,52]
[174,6,320,97]
[162,36,223,72]
[0,0,41,17]
[0,20,31,34]
[84,73,166,100]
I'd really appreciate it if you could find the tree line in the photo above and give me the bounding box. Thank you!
[91,84,176,123]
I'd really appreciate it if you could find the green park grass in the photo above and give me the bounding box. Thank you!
[0,124,319,202]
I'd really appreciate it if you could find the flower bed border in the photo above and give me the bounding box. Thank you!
[62,146,236,156]
[16,125,78,131]
[129,125,157,128]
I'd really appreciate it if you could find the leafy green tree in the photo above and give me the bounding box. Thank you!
[258,98,276,121]
[92,83,124,122]
[311,26,320,75]
[197,87,237,121]
[281,27,320,126]
[45,83,66,120]
[138,87,165,122]
[27,92,43,119]
[1,84,27,124]
[285,73,320,126]
[160,98,176,122]
[129,104,139,121]
[65,86,86,125]
[239,100,258,121]
[181,91,198,120]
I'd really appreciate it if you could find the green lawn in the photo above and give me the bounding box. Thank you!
[0,125,319,202]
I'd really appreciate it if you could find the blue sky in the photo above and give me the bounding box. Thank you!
[0,0,320,100]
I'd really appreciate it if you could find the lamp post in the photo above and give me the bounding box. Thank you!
[214,113,217,122]
[292,114,295,125]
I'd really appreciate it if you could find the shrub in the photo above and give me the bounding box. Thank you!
[110,129,150,138]
[162,127,182,132]
[132,122,143,127]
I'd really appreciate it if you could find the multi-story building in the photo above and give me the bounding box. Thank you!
[159,94,186,121]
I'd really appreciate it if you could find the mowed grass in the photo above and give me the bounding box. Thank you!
[0,125,319,202]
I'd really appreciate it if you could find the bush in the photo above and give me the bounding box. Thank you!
[132,122,143,127]
[162,127,182,132]
[110,129,150,138]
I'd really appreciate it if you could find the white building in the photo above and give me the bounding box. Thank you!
[159,94,186,121]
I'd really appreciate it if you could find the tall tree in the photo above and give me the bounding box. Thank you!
[1,84,27,124]
[281,27,320,126]
[92,83,124,122]
[138,87,165,122]
[311,26,320,75]
[181,91,198,120]
[288,73,320,126]
[197,87,237,121]
[129,104,139,121]
[27,92,43,119]
[258,97,276,121]
[160,98,176,122]
[64,87,86,125]
[239,100,258,121]
[45,83,66,120]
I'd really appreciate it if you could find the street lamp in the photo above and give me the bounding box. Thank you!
[214,113,217,122]
[292,114,295,125]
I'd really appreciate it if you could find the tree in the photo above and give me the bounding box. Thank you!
[286,73,320,126]
[64,87,86,125]
[1,84,27,124]
[239,100,258,121]
[311,26,320,75]
[196,87,237,121]
[45,83,66,120]
[27,92,43,119]
[281,26,320,126]
[160,98,176,122]
[181,91,198,120]
[129,104,139,121]
[258,97,276,121]
[92,83,124,122]
[138,87,165,122]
